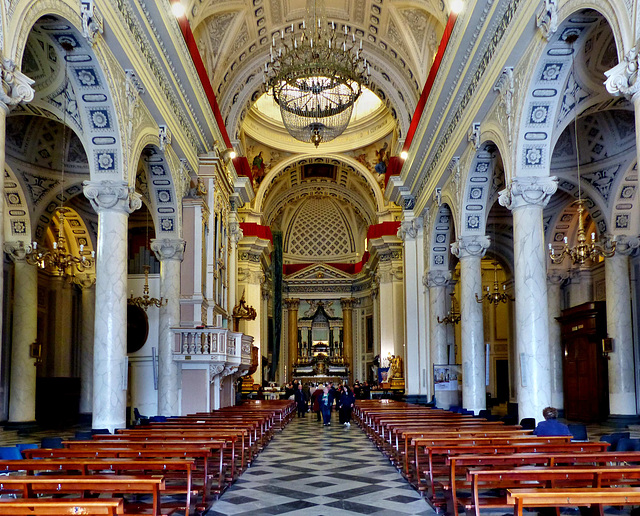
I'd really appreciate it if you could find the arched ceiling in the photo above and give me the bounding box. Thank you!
[187,0,448,143]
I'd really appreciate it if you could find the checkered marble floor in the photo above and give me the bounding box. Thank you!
[207,415,435,516]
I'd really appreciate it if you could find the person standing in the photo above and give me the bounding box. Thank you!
[311,385,323,422]
[294,383,307,417]
[339,385,355,426]
[320,386,333,426]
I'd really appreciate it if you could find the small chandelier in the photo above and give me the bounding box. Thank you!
[25,41,95,284]
[128,265,166,311]
[264,0,369,147]
[438,293,461,325]
[476,262,514,305]
[548,34,616,266]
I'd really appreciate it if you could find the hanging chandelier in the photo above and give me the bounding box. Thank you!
[264,0,369,147]
[25,41,95,284]
[476,262,514,305]
[548,34,616,266]
[438,293,461,325]
[128,264,166,311]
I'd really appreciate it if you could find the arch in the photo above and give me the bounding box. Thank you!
[514,5,624,179]
[427,203,456,272]
[138,145,182,238]
[458,142,505,238]
[4,164,34,243]
[254,153,386,216]
[10,4,125,183]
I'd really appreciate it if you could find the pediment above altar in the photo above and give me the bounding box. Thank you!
[286,263,355,282]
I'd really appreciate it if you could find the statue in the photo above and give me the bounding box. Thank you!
[389,354,403,379]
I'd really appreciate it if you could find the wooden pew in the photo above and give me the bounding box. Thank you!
[0,475,164,516]
[465,466,640,516]
[507,487,640,516]
[0,458,194,515]
[0,498,124,515]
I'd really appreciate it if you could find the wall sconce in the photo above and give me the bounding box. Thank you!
[29,341,42,365]
[222,148,236,161]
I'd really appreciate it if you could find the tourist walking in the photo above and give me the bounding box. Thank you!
[320,386,333,426]
[311,385,323,421]
[294,383,307,417]
[338,385,355,426]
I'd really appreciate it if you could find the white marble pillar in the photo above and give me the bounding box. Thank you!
[79,285,96,415]
[547,272,566,409]
[151,238,186,417]
[605,250,637,415]
[451,236,489,413]
[4,242,38,423]
[84,181,141,432]
[228,213,242,313]
[427,270,451,405]
[399,216,425,394]
[1,61,35,378]
[499,176,557,421]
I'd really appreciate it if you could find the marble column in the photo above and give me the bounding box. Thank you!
[499,176,557,421]
[4,242,38,423]
[451,236,489,413]
[427,270,452,406]
[547,271,567,410]
[79,284,96,415]
[568,266,593,307]
[284,299,299,381]
[341,298,355,385]
[605,250,637,415]
[151,238,186,417]
[0,60,35,370]
[84,181,141,432]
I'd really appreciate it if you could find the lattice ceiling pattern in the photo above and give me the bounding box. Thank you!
[285,196,355,261]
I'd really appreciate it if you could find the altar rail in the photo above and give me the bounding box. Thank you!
[171,327,253,364]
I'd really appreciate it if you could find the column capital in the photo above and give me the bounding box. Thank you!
[605,46,640,102]
[150,238,186,261]
[4,240,28,262]
[397,217,422,241]
[0,58,35,113]
[340,298,356,310]
[451,235,490,259]
[229,220,243,245]
[547,270,569,285]
[83,181,142,214]
[425,269,452,287]
[608,235,640,256]
[284,298,300,310]
[499,176,558,210]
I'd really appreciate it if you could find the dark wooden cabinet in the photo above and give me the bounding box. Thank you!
[557,302,609,422]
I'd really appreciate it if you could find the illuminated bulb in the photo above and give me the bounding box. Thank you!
[171,1,186,17]
[451,0,464,14]
[400,151,409,160]
[564,236,568,244]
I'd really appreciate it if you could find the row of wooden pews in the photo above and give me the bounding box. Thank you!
[0,400,295,515]
[354,399,640,516]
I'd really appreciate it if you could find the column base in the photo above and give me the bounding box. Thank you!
[605,414,640,427]
[4,420,38,431]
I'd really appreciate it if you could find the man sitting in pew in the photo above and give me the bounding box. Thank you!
[533,407,572,437]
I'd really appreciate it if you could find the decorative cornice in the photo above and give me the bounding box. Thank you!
[83,180,142,214]
[451,235,490,259]
[498,176,558,210]
[150,238,186,261]
[605,46,640,102]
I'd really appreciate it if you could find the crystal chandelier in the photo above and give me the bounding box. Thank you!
[438,293,461,325]
[25,42,95,284]
[548,34,616,265]
[264,0,369,147]
[476,261,514,305]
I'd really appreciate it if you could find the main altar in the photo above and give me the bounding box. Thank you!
[292,301,349,383]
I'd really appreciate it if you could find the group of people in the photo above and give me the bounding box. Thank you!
[290,380,356,427]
